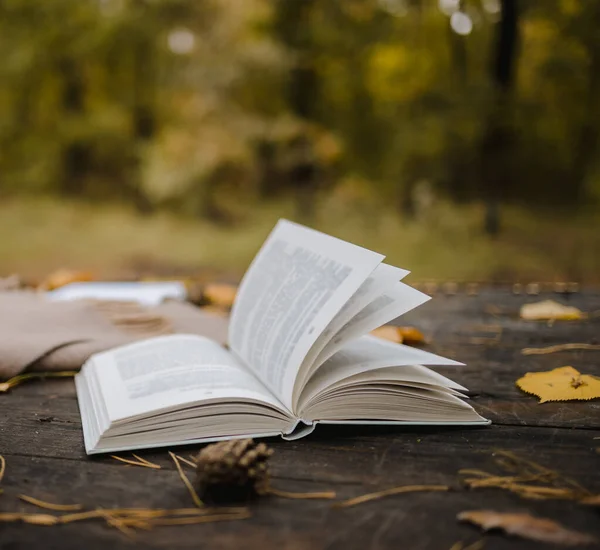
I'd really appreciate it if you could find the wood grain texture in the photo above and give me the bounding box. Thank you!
[1,290,599,549]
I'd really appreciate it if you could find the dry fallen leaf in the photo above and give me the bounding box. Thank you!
[370,326,426,346]
[397,326,426,345]
[516,366,600,403]
[520,300,584,321]
[370,326,403,343]
[40,269,94,291]
[202,284,237,309]
[458,510,596,546]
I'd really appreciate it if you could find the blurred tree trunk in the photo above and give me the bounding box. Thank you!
[448,18,467,87]
[480,0,519,236]
[60,57,89,197]
[571,3,600,200]
[274,0,319,222]
[126,21,155,215]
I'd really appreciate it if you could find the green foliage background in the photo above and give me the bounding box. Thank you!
[1,0,599,281]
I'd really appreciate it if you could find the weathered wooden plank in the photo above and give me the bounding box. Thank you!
[399,291,600,429]
[2,374,599,466]
[1,425,599,550]
[1,289,599,550]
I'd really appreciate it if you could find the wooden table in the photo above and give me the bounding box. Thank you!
[1,289,599,549]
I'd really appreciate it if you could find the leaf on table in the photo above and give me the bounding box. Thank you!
[370,326,426,346]
[370,326,403,343]
[516,366,600,403]
[397,326,426,345]
[581,495,600,506]
[458,510,597,546]
[40,269,94,291]
[520,300,584,321]
[202,284,237,309]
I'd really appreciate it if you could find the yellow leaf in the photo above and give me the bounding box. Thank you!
[370,326,426,346]
[202,284,237,309]
[397,326,426,346]
[370,326,403,343]
[520,300,584,321]
[516,366,600,403]
[40,269,94,291]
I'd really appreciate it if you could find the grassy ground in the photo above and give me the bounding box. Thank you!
[1,195,599,284]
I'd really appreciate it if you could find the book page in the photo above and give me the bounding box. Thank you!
[310,282,430,370]
[229,219,384,409]
[297,335,464,412]
[292,263,407,398]
[91,334,291,422]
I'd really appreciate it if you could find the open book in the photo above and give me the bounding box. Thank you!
[76,220,489,454]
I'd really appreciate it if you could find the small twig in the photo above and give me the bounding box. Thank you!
[521,343,600,355]
[0,455,5,484]
[463,540,485,550]
[450,540,485,550]
[19,495,83,512]
[494,450,590,495]
[173,454,196,469]
[333,485,449,508]
[147,512,251,526]
[0,371,77,393]
[0,512,59,525]
[0,507,251,533]
[267,487,336,500]
[169,451,203,508]
[99,510,137,538]
[131,454,161,469]
[110,455,161,469]
[59,510,107,523]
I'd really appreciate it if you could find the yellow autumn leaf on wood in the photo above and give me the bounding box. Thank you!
[520,300,584,321]
[370,326,426,346]
[203,284,237,309]
[516,366,600,403]
[397,326,426,345]
[40,269,94,291]
[371,326,403,343]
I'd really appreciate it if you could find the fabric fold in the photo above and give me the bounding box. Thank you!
[0,291,229,379]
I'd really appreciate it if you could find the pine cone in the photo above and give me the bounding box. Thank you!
[194,439,273,503]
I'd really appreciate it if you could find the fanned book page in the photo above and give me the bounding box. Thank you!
[76,219,489,455]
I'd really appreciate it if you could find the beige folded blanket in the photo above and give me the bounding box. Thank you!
[0,291,229,379]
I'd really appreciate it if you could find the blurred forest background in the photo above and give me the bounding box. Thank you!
[1,0,599,283]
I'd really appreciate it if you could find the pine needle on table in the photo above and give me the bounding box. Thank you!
[169,451,203,507]
[19,494,83,512]
[0,371,77,393]
[333,484,449,508]
[521,343,600,355]
[449,540,485,550]
[0,455,5,484]
[110,455,161,469]
[459,451,592,501]
[0,506,251,534]
[145,512,251,526]
[267,487,336,500]
[173,454,196,469]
